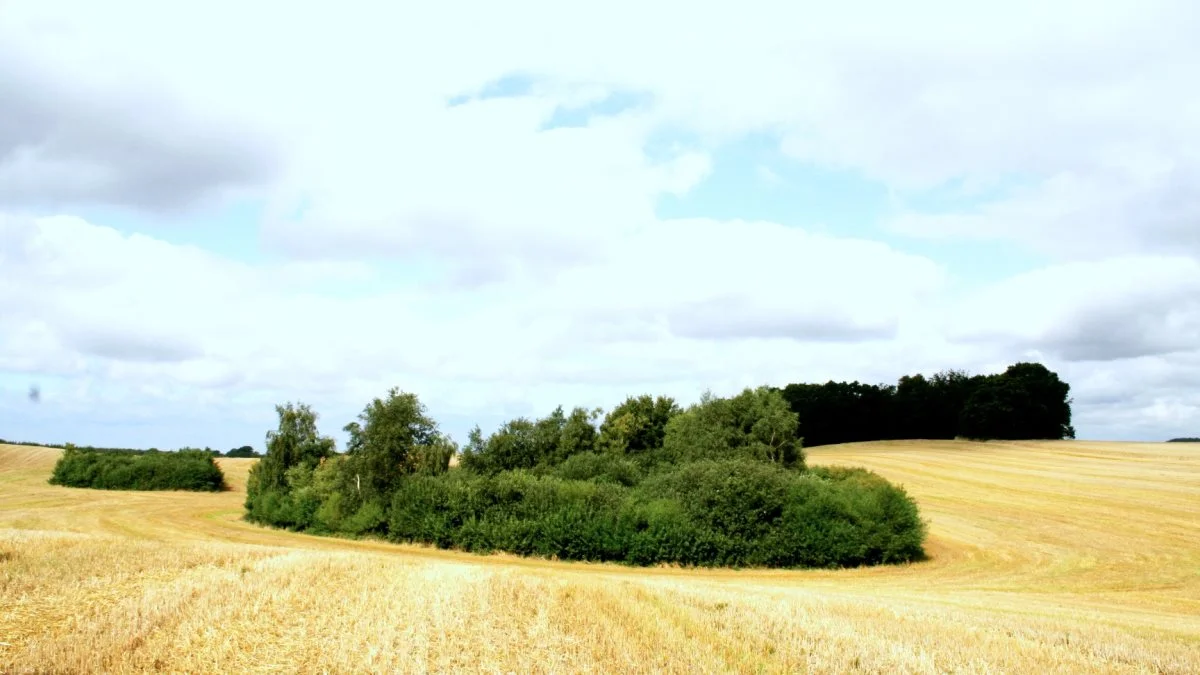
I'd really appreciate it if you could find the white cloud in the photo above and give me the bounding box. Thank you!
[8,1,1194,251]
[0,213,950,440]
[886,164,1200,258]
[0,30,280,213]
[948,256,1200,362]
[1060,353,1200,440]
[2,0,1199,444]
[944,257,1200,440]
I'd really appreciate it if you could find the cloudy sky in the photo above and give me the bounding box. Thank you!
[2,0,1198,450]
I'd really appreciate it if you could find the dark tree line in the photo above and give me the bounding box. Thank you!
[5,438,260,458]
[1167,437,1200,443]
[777,362,1075,448]
[3,440,166,453]
[244,387,926,569]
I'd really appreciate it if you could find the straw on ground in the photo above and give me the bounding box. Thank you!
[1,440,1197,673]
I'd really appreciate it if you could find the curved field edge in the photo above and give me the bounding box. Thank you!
[2,440,1199,674]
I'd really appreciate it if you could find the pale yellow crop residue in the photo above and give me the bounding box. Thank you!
[1,440,1198,673]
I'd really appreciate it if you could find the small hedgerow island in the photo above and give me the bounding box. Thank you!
[49,446,227,492]
[237,361,1073,570]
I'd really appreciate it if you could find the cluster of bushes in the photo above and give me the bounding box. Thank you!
[1168,437,1200,443]
[245,386,926,569]
[48,445,227,491]
[387,462,923,567]
[778,362,1075,447]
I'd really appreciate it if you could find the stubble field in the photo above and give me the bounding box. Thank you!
[1,440,1198,673]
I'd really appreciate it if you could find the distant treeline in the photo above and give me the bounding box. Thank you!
[1,439,159,453]
[777,362,1075,447]
[2,438,260,458]
[1167,437,1200,443]
[245,385,927,569]
[49,445,227,492]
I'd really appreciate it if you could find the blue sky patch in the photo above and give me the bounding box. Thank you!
[655,130,887,237]
[653,130,1044,286]
[78,199,268,265]
[447,71,541,107]
[895,173,1041,215]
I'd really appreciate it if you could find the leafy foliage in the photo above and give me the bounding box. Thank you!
[1167,437,1200,443]
[662,387,803,468]
[243,384,926,569]
[385,460,922,568]
[597,395,681,458]
[244,402,337,526]
[225,446,261,458]
[958,363,1075,440]
[459,405,600,474]
[342,388,445,499]
[48,445,227,491]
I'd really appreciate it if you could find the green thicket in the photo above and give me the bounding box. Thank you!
[245,386,926,569]
[48,445,227,491]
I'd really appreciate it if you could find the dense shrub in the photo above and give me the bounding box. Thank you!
[244,385,928,569]
[48,446,227,491]
[384,460,923,568]
[549,451,643,486]
[662,387,803,468]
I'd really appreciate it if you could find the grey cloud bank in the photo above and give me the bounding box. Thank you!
[0,43,281,214]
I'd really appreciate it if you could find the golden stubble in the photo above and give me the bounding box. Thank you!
[1,440,1198,674]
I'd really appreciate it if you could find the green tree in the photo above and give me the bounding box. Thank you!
[663,387,803,468]
[226,445,260,458]
[459,405,601,474]
[459,417,536,474]
[459,425,488,471]
[958,363,1074,441]
[597,395,681,457]
[342,388,441,499]
[532,406,568,463]
[997,362,1074,439]
[410,433,458,476]
[248,402,336,496]
[559,406,601,458]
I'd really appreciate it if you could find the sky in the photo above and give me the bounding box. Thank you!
[2,0,1199,451]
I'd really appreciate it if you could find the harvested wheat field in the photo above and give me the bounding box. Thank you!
[1,440,1198,674]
